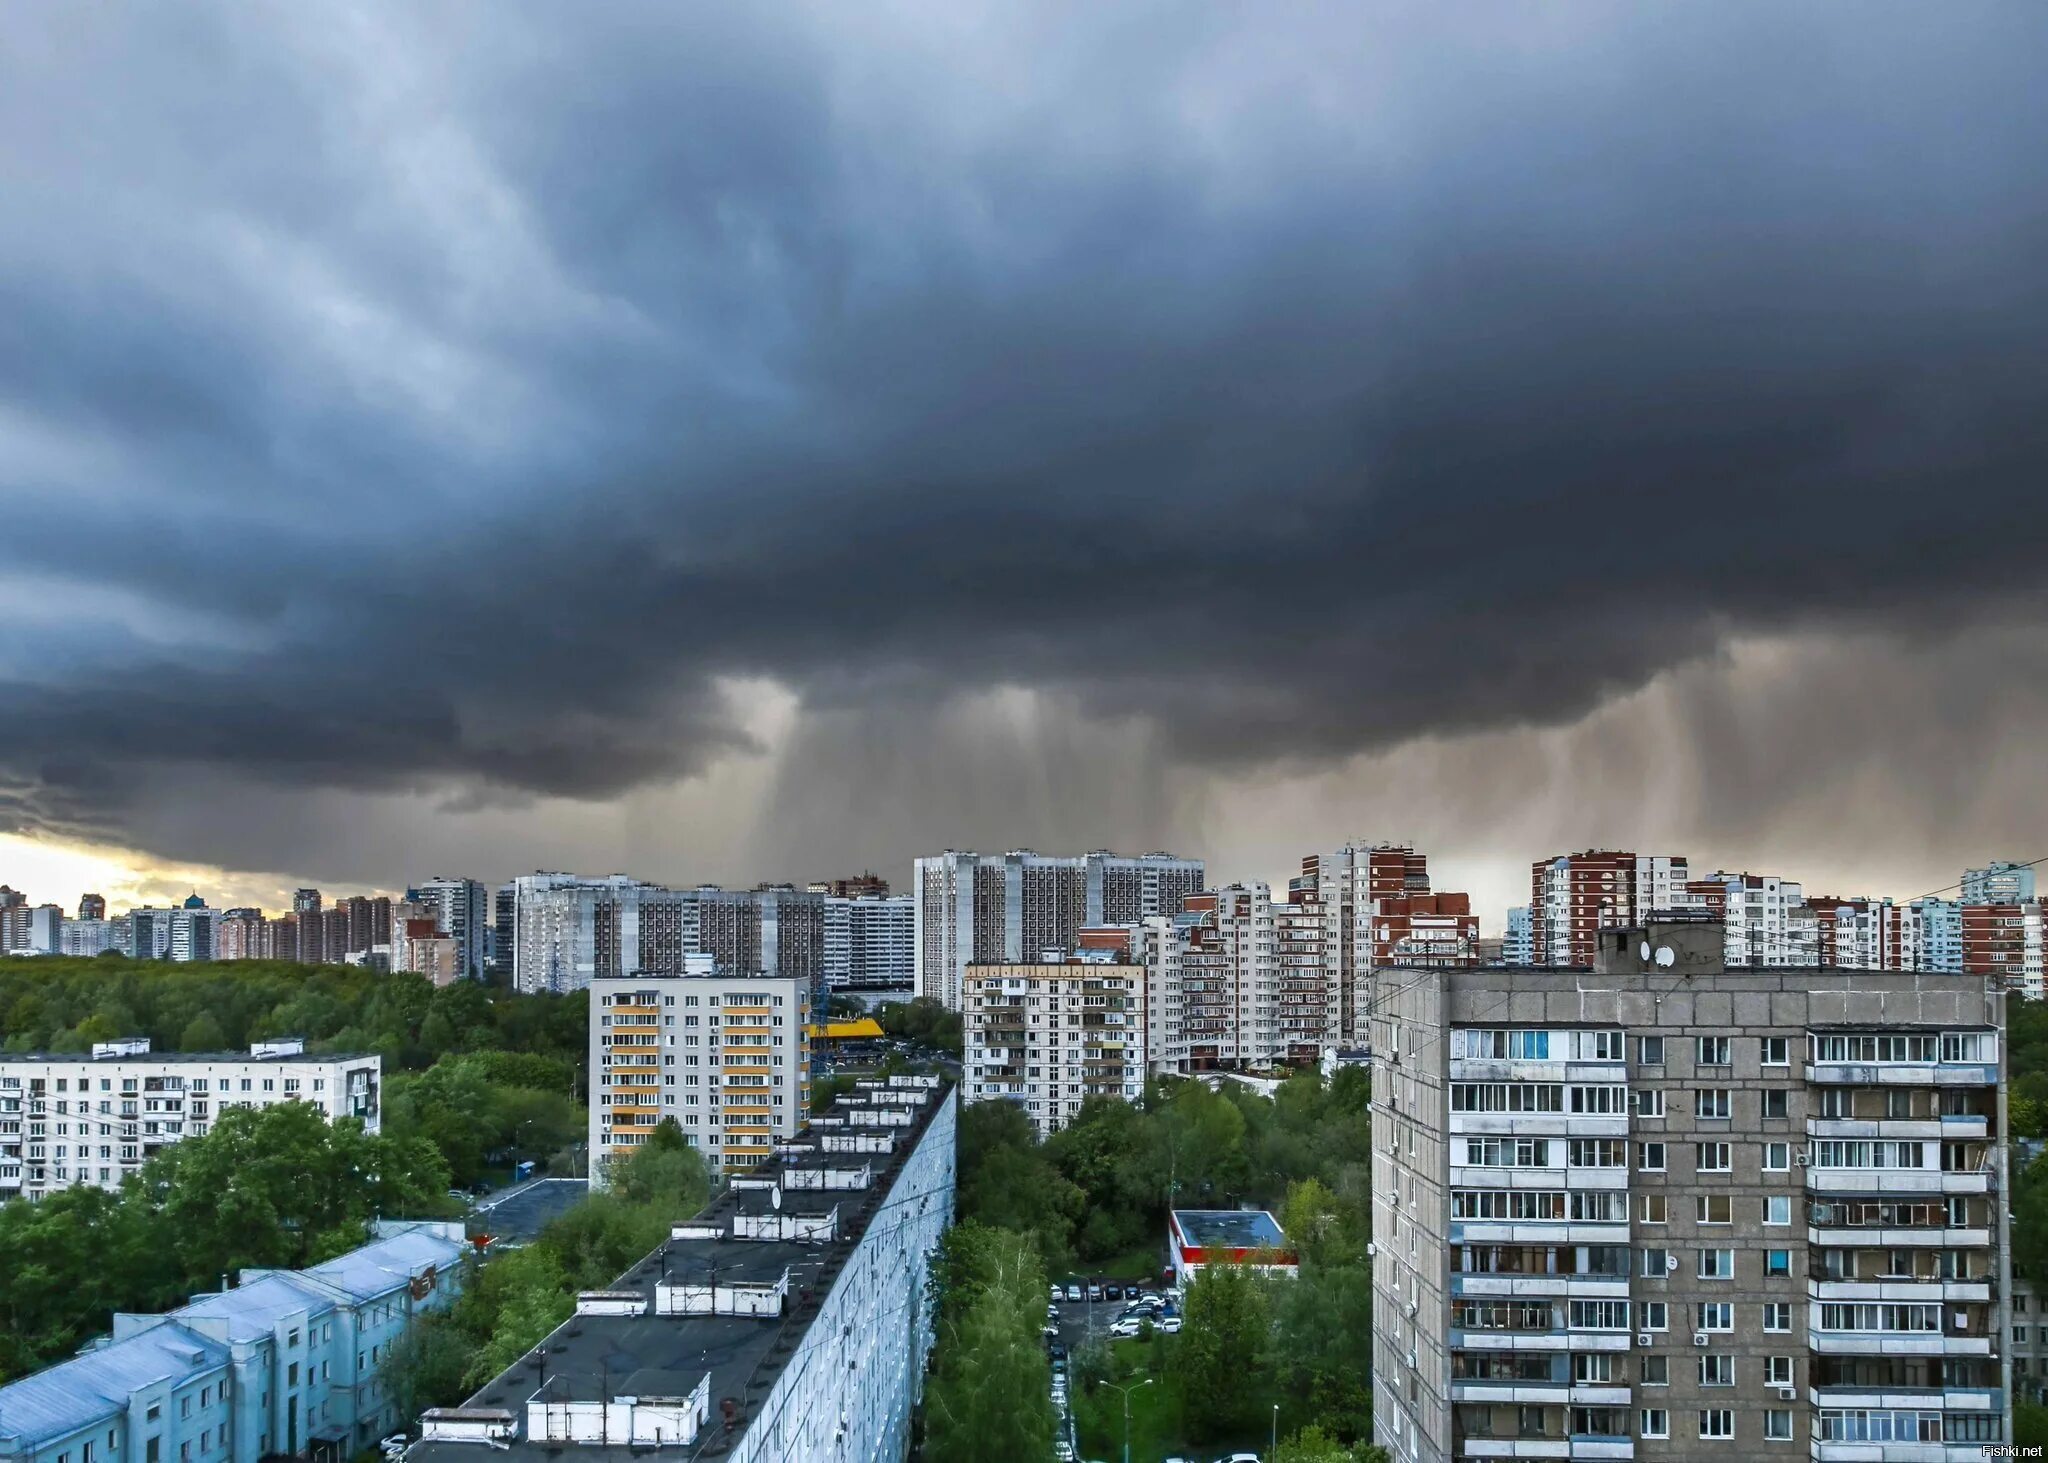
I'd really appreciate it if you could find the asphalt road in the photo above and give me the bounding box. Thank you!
[469,1175,588,1241]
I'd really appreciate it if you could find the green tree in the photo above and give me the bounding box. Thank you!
[462,1244,574,1386]
[179,1012,228,1051]
[1178,1264,1273,1441]
[379,1309,479,1418]
[924,1225,1056,1463]
[1271,1262,1376,1439]
[606,1119,711,1213]
[1275,1425,1369,1463]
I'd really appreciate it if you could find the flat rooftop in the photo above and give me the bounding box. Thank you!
[412,1074,953,1463]
[1172,1209,1286,1249]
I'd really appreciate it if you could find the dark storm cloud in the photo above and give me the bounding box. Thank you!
[3,1,2047,853]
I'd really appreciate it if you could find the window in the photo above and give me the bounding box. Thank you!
[181,1400,191,1420]
[1568,1138,1626,1168]
[1637,1141,1666,1171]
[1700,1410,1734,1440]
[1642,1302,1668,1332]
[1642,1248,1672,1277]
[1574,1355,1615,1384]
[1699,1355,1734,1387]
[1696,1142,1731,1173]
[1697,1303,1733,1331]
[1632,1088,1665,1118]
[1762,1089,1789,1119]
[1696,1089,1731,1120]
[1696,1194,1731,1224]
[1639,1194,1667,1224]
[1569,1300,1631,1331]
[1765,1195,1791,1225]
[1697,1248,1735,1280]
[1697,1036,1731,1066]
[1761,1036,1789,1066]
[1765,1410,1793,1441]
[1765,1356,1793,1386]
[1640,1410,1670,1440]
[1766,1249,1791,1278]
[1639,1036,1665,1065]
[1764,1142,1791,1172]
[1641,1355,1669,1386]
[1763,1302,1792,1331]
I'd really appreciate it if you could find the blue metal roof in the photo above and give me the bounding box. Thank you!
[0,1324,227,1449]
[1171,1208,1287,1249]
[169,1274,336,1343]
[294,1225,465,1302]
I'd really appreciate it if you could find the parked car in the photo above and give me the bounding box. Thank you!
[1108,1317,1144,1338]
[1048,1303,1061,1319]
[1050,1285,1063,1302]
[1048,1341,1067,1361]
[1158,1315,1183,1334]
[1103,1283,1123,1300]
[1086,1283,1103,1302]
[1215,1453,1261,1462]
[1066,1283,1084,1301]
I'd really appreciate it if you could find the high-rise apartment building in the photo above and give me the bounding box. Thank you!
[1503,907,1534,966]
[964,942,1146,1137]
[1369,919,2010,1463]
[811,871,891,899]
[1963,861,2037,906]
[0,1037,380,1200]
[1530,851,1691,967]
[913,849,1204,1009]
[822,893,915,989]
[1963,902,2046,1000]
[217,908,265,960]
[77,893,105,921]
[59,919,119,957]
[589,971,811,1173]
[293,889,324,964]
[511,873,689,994]
[1275,891,1336,1064]
[1145,883,1274,1070]
[1302,841,1468,1041]
[411,877,491,979]
[0,902,35,954]
[26,904,63,954]
[695,884,826,994]
[491,882,516,981]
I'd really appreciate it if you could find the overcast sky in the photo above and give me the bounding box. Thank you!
[3,3,2046,925]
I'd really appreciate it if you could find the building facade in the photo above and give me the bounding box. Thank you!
[913,848,1204,1009]
[1530,852,1691,968]
[409,878,489,980]
[1963,863,2037,906]
[1962,903,2046,1000]
[0,1039,381,1200]
[964,947,1145,1137]
[415,1078,953,1463]
[822,893,915,989]
[589,972,811,1174]
[0,1222,466,1463]
[1370,921,2010,1463]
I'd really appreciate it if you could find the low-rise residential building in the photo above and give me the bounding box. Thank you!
[589,971,811,1175]
[412,1078,955,1463]
[0,1039,380,1200]
[0,1222,466,1463]
[964,942,1146,1137]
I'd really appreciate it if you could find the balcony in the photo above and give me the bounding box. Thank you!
[1808,1330,1994,1358]
[1808,1280,1993,1305]
[1804,1170,1992,1197]
[1450,1115,1629,1139]
[1452,1276,1630,1300]
[1449,1223,1631,1248]
[1809,1445,1996,1463]
[1450,1381,1571,1405]
[1458,1441,1570,1459]
[1804,1062,1997,1087]
[1809,1386,2002,1414]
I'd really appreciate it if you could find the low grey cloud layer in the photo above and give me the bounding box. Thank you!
[2,3,2046,896]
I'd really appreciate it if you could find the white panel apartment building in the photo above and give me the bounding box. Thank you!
[914,848,1204,1010]
[822,893,914,989]
[964,948,1146,1138]
[589,972,811,1174]
[0,1038,380,1200]
[1370,921,2010,1463]
[410,876,491,981]
[512,874,697,993]
[413,1080,954,1463]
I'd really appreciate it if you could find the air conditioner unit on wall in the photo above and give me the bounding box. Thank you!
[1778,1387,1798,1402]
[1637,1333,1653,1347]
[1693,1333,1709,1347]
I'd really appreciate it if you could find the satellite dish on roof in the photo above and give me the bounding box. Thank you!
[1639,941,1652,962]
[772,1186,782,1211]
[1655,946,1676,968]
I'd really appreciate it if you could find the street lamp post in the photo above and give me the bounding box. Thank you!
[1102,1377,1154,1463]
[1271,1401,1279,1457]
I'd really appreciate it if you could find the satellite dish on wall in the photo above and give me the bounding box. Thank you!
[1639,941,1653,963]
[1654,946,1676,968]
[772,1186,783,1210]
